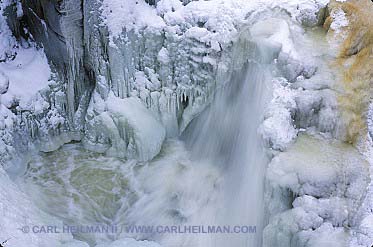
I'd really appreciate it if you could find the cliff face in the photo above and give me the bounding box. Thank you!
[263,1,373,247]
[325,0,373,144]
[326,1,373,246]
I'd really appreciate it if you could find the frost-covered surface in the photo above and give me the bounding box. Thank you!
[263,1,373,246]
[325,1,373,246]
[0,48,51,108]
[264,134,370,247]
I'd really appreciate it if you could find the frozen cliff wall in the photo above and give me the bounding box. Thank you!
[324,0,373,144]
[0,0,72,169]
[22,0,90,122]
[263,1,373,247]
[324,0,373,246]
[4,0,250,161]
[81,0,248,160]
[81,0,331,160]
[1,0,332,162]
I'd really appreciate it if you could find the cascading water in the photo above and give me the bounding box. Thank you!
[18,27,274,247]
[181,41,273,247]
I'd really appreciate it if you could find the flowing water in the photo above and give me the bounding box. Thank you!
[182,61,272,247]
[17,28,274,247]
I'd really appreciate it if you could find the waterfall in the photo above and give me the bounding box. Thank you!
[181,41,273,246]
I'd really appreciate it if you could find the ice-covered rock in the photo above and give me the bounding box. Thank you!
[83,93,166,161]
[260,78,298,151]
[323,2,373,245]
[295,223,348,247]
[0,47,51,108]
[264,134,370,247]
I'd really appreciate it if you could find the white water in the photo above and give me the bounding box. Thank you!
[182,59,272,247]
[17,30,273,247]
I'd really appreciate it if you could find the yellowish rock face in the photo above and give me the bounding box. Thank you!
[326,0,373,144]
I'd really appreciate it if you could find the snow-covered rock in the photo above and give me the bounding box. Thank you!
[264,134,370,247]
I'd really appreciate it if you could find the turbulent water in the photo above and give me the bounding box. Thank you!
[182,60,272,247]
[17,34,273,246]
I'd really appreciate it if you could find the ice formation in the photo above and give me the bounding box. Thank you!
[0,0,372,247]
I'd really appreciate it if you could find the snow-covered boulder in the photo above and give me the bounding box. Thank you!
[83,93,166,161]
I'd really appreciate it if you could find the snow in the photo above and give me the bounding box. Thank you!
[0,0,50,109]
[250,18,297,58]
[101,0,166,37]
[0,71,9,94]
[81,0,331,161]
[259,79,298,151]
[330,8,349,34]
[0,47,52,108]
[101,0,330,46]
[157,47,170,64]
[293,195,349,227]
[297,223,349,247]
